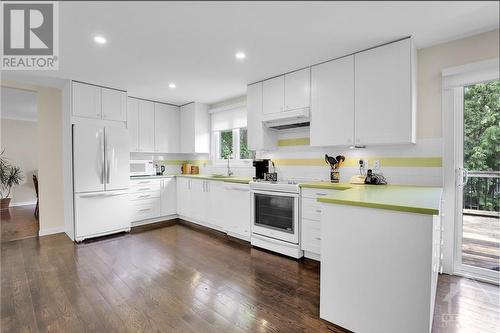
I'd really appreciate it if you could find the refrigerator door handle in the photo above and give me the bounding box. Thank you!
[100,129,105,185]
[105,128,110,184]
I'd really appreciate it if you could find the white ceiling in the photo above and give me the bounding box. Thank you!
[3,1,499,105]
[1,87,38,122]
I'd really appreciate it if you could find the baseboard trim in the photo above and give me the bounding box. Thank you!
[39,226,65,237]
[131,215,178,227]
[10,200,37,207]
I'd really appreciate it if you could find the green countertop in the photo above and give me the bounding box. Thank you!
[299,182,355,190]
[176,174,252,184]
[316,184,442,215]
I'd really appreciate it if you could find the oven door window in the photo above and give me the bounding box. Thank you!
[254,193,294,233]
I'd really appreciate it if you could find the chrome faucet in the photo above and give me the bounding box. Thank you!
[227,157,233,177]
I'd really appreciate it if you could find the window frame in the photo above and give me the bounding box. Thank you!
[212,127,254,166]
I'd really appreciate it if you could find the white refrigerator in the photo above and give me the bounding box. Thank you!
[73,124,130,241]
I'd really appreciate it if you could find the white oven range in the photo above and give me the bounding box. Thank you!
[249,180,303,258]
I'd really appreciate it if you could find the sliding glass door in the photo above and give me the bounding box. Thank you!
[455,80,500,283]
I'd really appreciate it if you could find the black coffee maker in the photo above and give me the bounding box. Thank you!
[253,159,270,180]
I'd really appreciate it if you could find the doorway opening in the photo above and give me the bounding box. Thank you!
[0,87,40,242]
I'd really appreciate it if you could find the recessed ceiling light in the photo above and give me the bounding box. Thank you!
[235,51,246,60]
[93,35,107,45]
[168,83,176,89]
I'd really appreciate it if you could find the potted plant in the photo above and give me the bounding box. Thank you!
[0,150,23,210]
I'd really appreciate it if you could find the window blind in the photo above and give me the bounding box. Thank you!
[211,107,247,131]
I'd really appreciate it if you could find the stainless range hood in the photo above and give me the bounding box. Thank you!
[262,108,310,130]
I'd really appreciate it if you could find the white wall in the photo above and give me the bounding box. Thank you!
[0,118,38,205]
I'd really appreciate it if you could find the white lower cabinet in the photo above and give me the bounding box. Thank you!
[130,177,176,223]
[160,177,176,216]
[133,176,250,239]
[176,177,191,217]
[300,187,339,259]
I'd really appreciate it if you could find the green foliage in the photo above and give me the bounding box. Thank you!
[463,80,499,171]
[220,130,233,159]
[239,128,255,160]
[0,150,24,199]
[462,80,499,212]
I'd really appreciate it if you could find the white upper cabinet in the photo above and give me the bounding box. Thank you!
[138,100,155,152]
[311,56,355,147]
[247,82,277,151]
[262,68,311,116]
[101,87,127,121]
[262,76,284,115]
[180,103,209,154]
[284,68,311,111]
[154,103,180,153]
[72,82,101,119]
[127,98,139,152]
[354,38,416,145]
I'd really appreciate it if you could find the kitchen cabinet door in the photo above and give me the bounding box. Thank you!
[176,177,191,217]
[127,98,140,152]
[205,181,226,230]
[101,87,127,121]
[194,104,210,154]
[179,103,208,154]
[247,82,277,151]
[72,82,101,119]
[138,100,155,152]
[165,105,180,153]
[180,104,195,153]
[262,75,284,115]
[190,179,207,221]
[310,56,354,147]
[160,178,177,216]
[354,38,415,145]
[154,103,169,153]
[225,184,251,240]
[284,68,310,111]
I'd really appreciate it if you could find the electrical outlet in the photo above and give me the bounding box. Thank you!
[373,160,380,170]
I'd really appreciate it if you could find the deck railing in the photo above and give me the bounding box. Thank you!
[463,171,500,215]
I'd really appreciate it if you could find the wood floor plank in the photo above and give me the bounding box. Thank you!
[1,222,498,333]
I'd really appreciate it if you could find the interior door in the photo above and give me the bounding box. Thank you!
[105,127,130,191]
[73,124,105,193]
[455,80,499,283]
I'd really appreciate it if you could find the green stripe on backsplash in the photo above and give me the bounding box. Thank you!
[272,157,442,167]
[278,137,310,146]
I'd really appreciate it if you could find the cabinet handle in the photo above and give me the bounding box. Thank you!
[139,208,151,212]
[316,193,327,196]
[315,209,321,213]
[315,237,321,240]
[138,195,150,198]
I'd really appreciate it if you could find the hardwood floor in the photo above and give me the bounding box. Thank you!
[1,204,39,242]
[1,222,498,333]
